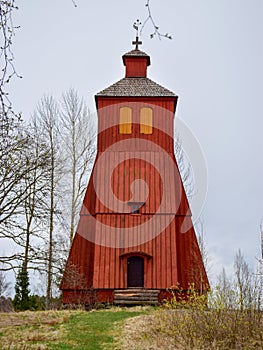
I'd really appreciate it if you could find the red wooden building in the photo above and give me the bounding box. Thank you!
[60,39,209,305]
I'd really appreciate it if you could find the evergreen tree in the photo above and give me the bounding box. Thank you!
[13,269,31,311]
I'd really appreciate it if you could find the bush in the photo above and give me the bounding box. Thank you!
[158,286,263,349]
[0,296,14,312]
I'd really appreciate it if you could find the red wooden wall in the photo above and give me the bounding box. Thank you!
[60,47,209,304]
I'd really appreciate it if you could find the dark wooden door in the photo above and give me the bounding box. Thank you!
[127,256,144,287]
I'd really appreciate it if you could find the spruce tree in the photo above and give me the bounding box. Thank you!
[13,269,31,311]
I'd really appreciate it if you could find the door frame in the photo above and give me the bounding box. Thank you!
[119,251,152,289]
[127,256,144,288]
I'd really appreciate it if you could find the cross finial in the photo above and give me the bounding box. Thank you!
[132,19,142,50]
[132,36,142,50]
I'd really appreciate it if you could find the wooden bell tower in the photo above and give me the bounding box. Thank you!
[60,38,209,305]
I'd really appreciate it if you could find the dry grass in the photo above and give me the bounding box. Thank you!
[1,304,262,350]
[115,306,263,350]
[115,310,182,350]
[0,310,71,350]
[0,307,149,350]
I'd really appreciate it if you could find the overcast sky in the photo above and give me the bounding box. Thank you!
[8,0,263,282]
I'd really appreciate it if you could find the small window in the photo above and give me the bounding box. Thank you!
[119,107,132,134]
[140,107,153,134]
[128,202,145,214]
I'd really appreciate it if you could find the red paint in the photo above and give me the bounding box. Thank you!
[60,47,209,305]
[124,57,148,77]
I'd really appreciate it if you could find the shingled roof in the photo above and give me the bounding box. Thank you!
[122,49,151,66]
[123,49,149,57]
[96,77,176,97]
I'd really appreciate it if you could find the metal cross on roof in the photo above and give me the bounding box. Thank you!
[132,36,142,50]
[132,19,142,50]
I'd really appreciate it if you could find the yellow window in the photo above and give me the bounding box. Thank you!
[140,107,153,134]
[119,107,132,134]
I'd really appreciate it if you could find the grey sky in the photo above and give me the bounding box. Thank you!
[9,0,263,282]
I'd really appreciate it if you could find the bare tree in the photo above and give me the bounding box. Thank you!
[234,249,254,310]
[0,267,10,297]
[174,135,209,291]
[196,217,210,274]
[36,95,62,308]
[0,267,12,311]
[0,0,77,118]
[13,90,96,306]
[216,268,236,309]
[18,118,52,274]
[59,89,96,244]
[0,121,26,234]
[0,118,50,271]
[217,251,262,311]
[0,0,21,117]
[174,133,195,200]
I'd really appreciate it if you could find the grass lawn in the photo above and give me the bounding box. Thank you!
[49,308,146,350]
[1,305,262,349]
[0,307,149,350]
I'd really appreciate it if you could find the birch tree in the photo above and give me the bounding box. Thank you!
[36,96,62,308]
[60,89,96,244]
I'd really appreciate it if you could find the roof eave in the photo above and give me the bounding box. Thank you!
[95,94,178,113]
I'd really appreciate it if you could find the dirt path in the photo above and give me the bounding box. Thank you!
[115,312,179,350]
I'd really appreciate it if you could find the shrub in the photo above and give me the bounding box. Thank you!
[0,296,14,312]
[159,286,263,349]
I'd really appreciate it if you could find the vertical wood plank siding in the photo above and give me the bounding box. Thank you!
[61,49,209,304]
[61,216,207,291]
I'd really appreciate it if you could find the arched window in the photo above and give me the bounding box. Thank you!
[119,107,132,134]
[140,107,153,134]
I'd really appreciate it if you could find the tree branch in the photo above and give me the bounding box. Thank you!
[0,0,21,117]
[141,0,172,40]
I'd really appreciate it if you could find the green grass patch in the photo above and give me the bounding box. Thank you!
[0,307,151,349]
[49,307,148,350]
